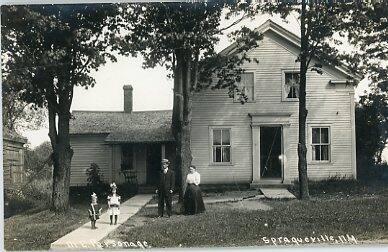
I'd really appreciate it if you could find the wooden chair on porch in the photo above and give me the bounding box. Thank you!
[120,164,138,193]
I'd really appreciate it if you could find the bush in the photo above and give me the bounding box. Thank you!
[4,189,35,218]
[21,179,52,204]
[289,176,359,197]
[25,141,53,180]
[85,163,105,195]
[358,162,388,181]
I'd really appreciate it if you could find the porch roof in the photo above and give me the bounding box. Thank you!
[105,127,174,143]
[70,110,174,143]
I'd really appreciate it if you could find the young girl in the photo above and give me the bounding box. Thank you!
[88,192,102,229]
[107,182,121,225]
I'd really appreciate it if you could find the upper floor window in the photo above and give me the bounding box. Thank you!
[283,72,300,100]
[311,127,330,162]
[234,72,254,103]
[211,128,231,164]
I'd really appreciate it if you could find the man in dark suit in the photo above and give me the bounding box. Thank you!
[156,158,175,217]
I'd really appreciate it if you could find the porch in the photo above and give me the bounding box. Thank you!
[108,142,176,187]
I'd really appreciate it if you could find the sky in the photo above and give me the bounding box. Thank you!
[18,13,388,162]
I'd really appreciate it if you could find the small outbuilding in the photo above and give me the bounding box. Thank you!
[3,129,27,190]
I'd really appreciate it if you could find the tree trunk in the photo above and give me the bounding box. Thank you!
[51,110,74,211]
[172,49,194,209]
[49,78,74,211]
[298,0,310,200]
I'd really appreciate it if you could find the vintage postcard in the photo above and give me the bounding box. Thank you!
[2,0,387,251]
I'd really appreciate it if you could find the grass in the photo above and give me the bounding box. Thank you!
[105,180,388,248]
[4,203,90,251]
[290,177,388,199]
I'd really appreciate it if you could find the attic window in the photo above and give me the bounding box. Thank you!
[234,72,254,102]
[283,72,300,100]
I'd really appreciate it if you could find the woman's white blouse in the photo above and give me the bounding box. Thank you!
[186,172,201,186]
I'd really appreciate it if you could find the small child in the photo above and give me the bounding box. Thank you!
[88,192,102,229]
[107,182,121,225]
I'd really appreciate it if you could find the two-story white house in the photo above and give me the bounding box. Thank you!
[190,20,357,186]
[69,20,356,188]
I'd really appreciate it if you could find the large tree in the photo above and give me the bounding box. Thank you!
[356,83,388,175]
[341,1,388,173]
[116,1,262,204]
[1,4,121,211]
[260,1,360,199]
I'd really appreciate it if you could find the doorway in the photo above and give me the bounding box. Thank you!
[260,126,282,179]
[146,144,161,185]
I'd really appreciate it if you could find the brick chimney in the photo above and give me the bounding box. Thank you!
[123,85,133,113]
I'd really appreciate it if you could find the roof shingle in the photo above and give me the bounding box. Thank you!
[70,110,174,143]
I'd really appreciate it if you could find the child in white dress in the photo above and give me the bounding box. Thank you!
[107,182,121,225]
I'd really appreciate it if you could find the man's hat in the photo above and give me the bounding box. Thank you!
[161,158,170,164]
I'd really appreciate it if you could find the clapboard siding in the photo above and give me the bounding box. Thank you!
[191,32,355,184]
[70,134,111,186]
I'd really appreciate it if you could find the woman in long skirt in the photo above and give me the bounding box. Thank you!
[184,165,205,215]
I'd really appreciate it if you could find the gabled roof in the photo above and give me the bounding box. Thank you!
[221,19,357,80]
[70,110,174,143]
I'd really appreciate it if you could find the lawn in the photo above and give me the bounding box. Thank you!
[4,203,90,251]
[104,180,388,248]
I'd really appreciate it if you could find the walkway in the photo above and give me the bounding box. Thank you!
[50,194,153,250]
[260,188,296,199]
[145,194,266,208]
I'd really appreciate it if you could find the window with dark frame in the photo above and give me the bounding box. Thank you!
[312,127,330,161]
[284,72,300,99]
[212,129,231,163]
[234,72,254,102]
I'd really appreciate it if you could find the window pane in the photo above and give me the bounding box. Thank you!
[312,128,320,144]
[222,147,231,162]
[312,145,321,161]
[321,128,329,144]
[222,129,230,145]
[245,86,254,101]
[213,130,221,145]
[287,87,297,98]
[236,73,254,101]
[241,73,254,87]
[321,145,329,161]
[285,72,300,99]
[213,147,222,162]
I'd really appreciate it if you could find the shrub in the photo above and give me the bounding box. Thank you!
[289,175,359,197]
[4,189,35,218]
[21,179,52,202]
[85,163,105,196]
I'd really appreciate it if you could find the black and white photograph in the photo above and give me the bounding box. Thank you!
[1,0,387,251]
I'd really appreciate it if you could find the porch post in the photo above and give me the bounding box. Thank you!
[252,126,260,183]
[282,125,291,184]
[161,144,166,159]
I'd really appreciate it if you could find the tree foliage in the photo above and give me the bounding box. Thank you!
[25,141,53,180]
[2,84,46,132]
[356,83,388,170]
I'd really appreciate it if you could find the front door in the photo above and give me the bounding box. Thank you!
[260,126,282,179]
[146,144,161,185]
